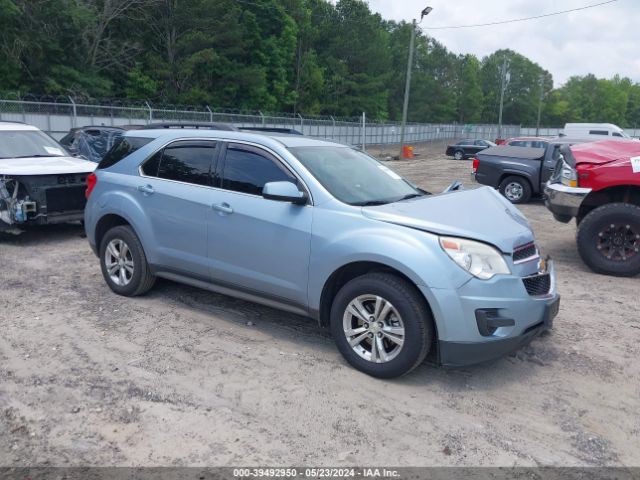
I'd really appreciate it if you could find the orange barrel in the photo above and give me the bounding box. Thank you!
[402,145,414,159]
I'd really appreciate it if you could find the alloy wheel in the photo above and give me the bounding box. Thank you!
[504,182,524,202]
[342,294,405,363]
[104,238,134,286]
[596,222,640,262]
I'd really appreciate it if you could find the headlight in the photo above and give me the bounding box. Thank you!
[439,236,511,280]
[558,154,578,187]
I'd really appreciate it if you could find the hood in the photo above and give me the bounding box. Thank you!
[571,140,640,167]
[0,156,96,175]
[361,186,533,253]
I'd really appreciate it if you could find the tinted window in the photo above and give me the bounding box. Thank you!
[612,132,623,137]
[589,130,608,136]
[150,142,216,186]
[141,151,162,177]
[98,136,152,169]
[474,140,486,146]
[510,141,526,147]
[221,146,295,195]
[531,141,547,148]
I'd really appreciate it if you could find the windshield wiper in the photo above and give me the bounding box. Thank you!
[394,193,423,202]
[352,199,393,206]
[11,154,61,159]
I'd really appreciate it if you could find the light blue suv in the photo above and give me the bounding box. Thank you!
[84,129,559,378]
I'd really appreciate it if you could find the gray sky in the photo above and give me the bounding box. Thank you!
[366,0,638,87]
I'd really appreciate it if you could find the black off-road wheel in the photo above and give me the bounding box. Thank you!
[330,272,434,378]
[99,225,156,296]
[577,203,640,277]
[453,150,465,160]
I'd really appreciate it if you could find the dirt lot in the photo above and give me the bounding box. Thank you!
[1,142,639,467]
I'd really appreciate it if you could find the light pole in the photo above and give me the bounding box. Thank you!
[536,74,545,137]
[497,56,509,140]
[399,6,432,160]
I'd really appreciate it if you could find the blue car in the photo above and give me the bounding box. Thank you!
[84,129,559,378]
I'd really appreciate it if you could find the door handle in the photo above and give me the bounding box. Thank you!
[212,202,234,214]
[137,184,155,195]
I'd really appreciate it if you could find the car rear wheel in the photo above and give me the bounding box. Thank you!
[576,203,640,277]
[453,150,465,160]
[330,272,433,378]
[499,176,531,204]
[99,225,156,296]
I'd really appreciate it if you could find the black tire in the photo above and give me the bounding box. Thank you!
[99,225,156,296]
[330,272,433,378]
[453,150,465,160]
[499,175,532,204]
[576,203,640,277]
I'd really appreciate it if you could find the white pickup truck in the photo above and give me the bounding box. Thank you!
[0,121,96,232]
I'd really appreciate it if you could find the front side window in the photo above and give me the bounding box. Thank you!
[221,145,296,195]
[589,130,608,136]
[290,146,420,206]
[141,140,216,186]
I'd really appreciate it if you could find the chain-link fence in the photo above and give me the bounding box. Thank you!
[0,95,521,145]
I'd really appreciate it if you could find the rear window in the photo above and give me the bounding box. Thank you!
[97,136,153,169]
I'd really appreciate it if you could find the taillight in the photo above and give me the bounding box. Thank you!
[472,158,479,173]
[86,173,97,199]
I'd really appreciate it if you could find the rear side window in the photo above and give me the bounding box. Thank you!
[510,141,526,147]
[141,140,217,186]
[589,130,608,136]
[221,145,295,195]
[98,136,152,169]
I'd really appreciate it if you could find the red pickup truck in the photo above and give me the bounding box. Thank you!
[545,140,640,276]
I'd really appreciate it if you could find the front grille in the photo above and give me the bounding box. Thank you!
[523,273,551,296]
[513,242,538,263]
[45,186,87,213]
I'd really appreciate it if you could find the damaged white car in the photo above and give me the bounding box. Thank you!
[0,121,96,232]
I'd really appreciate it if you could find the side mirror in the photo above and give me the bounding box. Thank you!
[262,181,307,205]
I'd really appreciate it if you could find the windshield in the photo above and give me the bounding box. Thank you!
[290,146,421,205]
[0,129,68,159]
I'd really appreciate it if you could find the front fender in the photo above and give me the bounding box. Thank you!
[307,208,472,313]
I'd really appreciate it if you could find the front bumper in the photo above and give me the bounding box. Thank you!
[544,182,591,223]
[438,295,559,366]
[418,259,560,367]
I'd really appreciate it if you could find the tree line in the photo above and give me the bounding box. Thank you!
[2,0,640,127]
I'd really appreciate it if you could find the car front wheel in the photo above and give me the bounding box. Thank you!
[576,202,640,277]
[330,272,433,378]
[99,225,156,296]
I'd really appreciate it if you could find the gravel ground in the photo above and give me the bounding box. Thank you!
[1,141,639,467]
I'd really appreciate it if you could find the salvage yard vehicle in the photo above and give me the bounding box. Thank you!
[561,122,630,140]
[59,125,142,163]
[0,121,96,232]
[445,139,495,160]
[545,139,640,277]
[473,139,586,204]
[85,129,559,378]
[505,136,552,148]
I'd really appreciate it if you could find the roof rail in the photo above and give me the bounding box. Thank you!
[141,122,238,131]
[239,127,304,135]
